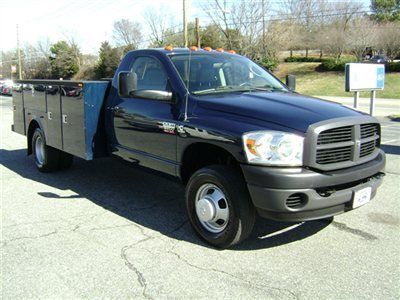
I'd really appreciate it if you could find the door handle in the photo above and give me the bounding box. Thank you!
[62,114,68,124]
[48,112,52,120]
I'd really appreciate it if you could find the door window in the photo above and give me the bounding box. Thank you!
[130,57,168,91]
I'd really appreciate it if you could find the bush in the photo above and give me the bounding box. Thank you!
[318,57,356,71]
[259,57,279,71]
[284,57,322,63]
[385,62,400,73]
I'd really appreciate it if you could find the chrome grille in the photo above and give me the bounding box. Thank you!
[316,145,352,164]
[305,118,381,171]
[360,139,376,157]
[361,124,379,139]
[317,126,352,145]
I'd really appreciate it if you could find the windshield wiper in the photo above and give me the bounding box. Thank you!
[252,86,287,92]
[193,86,252,95]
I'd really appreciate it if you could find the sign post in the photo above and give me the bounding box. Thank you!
[354,91,359,109]
[345,63,385,116]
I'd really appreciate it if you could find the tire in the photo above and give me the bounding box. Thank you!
[186,165,256,248]
[59,151,74,170]
[32,128,60,172]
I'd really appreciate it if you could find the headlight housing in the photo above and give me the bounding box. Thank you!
[243,131,304,166]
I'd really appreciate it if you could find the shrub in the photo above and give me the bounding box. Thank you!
[385,62,400,73]
[284,57,322,63]
[318,57,357,71]
[259,57,279,71]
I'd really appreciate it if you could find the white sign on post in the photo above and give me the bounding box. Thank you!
[345,63,385,92]
[345,63,385,116]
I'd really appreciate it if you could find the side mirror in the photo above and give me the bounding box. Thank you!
[118,71,137,97]
[286,74,296,91]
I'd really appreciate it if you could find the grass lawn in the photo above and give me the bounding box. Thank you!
[274,62,400,99]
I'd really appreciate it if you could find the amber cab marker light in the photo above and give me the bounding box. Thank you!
[164,45,174,51]
[216,48,224,52]
[189,46,198,51]
[203,47,212,52]
[228,50,236,54]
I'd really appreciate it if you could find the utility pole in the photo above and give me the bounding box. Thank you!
[183,0,188,47]
[195,17,200,48]
[262,0,266,56]
[16,24,22,80]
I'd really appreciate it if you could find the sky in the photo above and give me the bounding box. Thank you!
[0,0,371,55]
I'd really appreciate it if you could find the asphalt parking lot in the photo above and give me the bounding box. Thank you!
[1,95,399,299]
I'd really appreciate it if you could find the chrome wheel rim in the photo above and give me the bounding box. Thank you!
[35,136,45,166]
[195,184,229,234]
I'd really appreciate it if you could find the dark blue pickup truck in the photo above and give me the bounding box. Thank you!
[12,47,385,248]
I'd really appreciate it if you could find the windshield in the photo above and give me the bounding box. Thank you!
[169,53,287,95]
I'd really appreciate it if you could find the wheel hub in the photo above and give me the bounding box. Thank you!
[196,198,216,222]
[35,136,45,166]
[195,184,229,234]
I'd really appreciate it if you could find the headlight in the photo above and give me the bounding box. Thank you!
[243,131,304,166]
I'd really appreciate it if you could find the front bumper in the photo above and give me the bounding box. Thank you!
[241,150,386,222]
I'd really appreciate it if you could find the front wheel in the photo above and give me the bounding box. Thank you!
[185,165,256,248]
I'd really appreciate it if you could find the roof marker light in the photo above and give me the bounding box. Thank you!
[203,47,212,52]
[164,45,173,51]
[216,48,224,52]
[190,46,199,51]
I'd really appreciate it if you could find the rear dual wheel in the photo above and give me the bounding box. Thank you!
[186,165,256,249]
[32,128,73,172]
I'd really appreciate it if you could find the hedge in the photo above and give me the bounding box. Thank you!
[284,57,322,63]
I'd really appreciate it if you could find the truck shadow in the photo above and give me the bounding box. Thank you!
[0,148,330,250]
[381,144,400,155]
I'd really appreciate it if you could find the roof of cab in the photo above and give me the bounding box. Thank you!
[150,47,238,55]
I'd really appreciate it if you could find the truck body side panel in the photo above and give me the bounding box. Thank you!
[61,85,85,158]
[45,85,63,149]
[11,87,25,135]
[13,79,110,160]
[83,83,109,159]
[24,84,46,112]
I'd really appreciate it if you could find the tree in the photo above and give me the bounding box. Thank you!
[348,18,379,61]
[370,0,400,22]
[49,41,81,79]
[113,19,143,52]
[317,1,363,62]
[95,41,121,78]
[376,22,400,60]
[200,24,226,49]
[144,8,171,47]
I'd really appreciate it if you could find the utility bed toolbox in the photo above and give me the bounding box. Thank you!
[12,80,109,160]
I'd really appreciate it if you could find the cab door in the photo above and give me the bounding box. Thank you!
[113,55,179,175]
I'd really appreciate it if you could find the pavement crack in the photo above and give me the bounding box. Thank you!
[118,220,188,299]
[121,237,153,299]
[2,230,57,246]
[332,221,378,240]
[166,248,298,299]
[89,223,135,232]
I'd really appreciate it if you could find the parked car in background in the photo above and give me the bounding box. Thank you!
[2,85,12,96]
[370,55,388,64]
[12,83,22,93]
[1,80,13,96]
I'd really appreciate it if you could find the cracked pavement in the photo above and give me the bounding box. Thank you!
[1,96,399,299]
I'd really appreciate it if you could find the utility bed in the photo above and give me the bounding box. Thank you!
[12,80,110,160]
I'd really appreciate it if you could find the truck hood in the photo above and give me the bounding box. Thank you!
[196,91,362,133]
